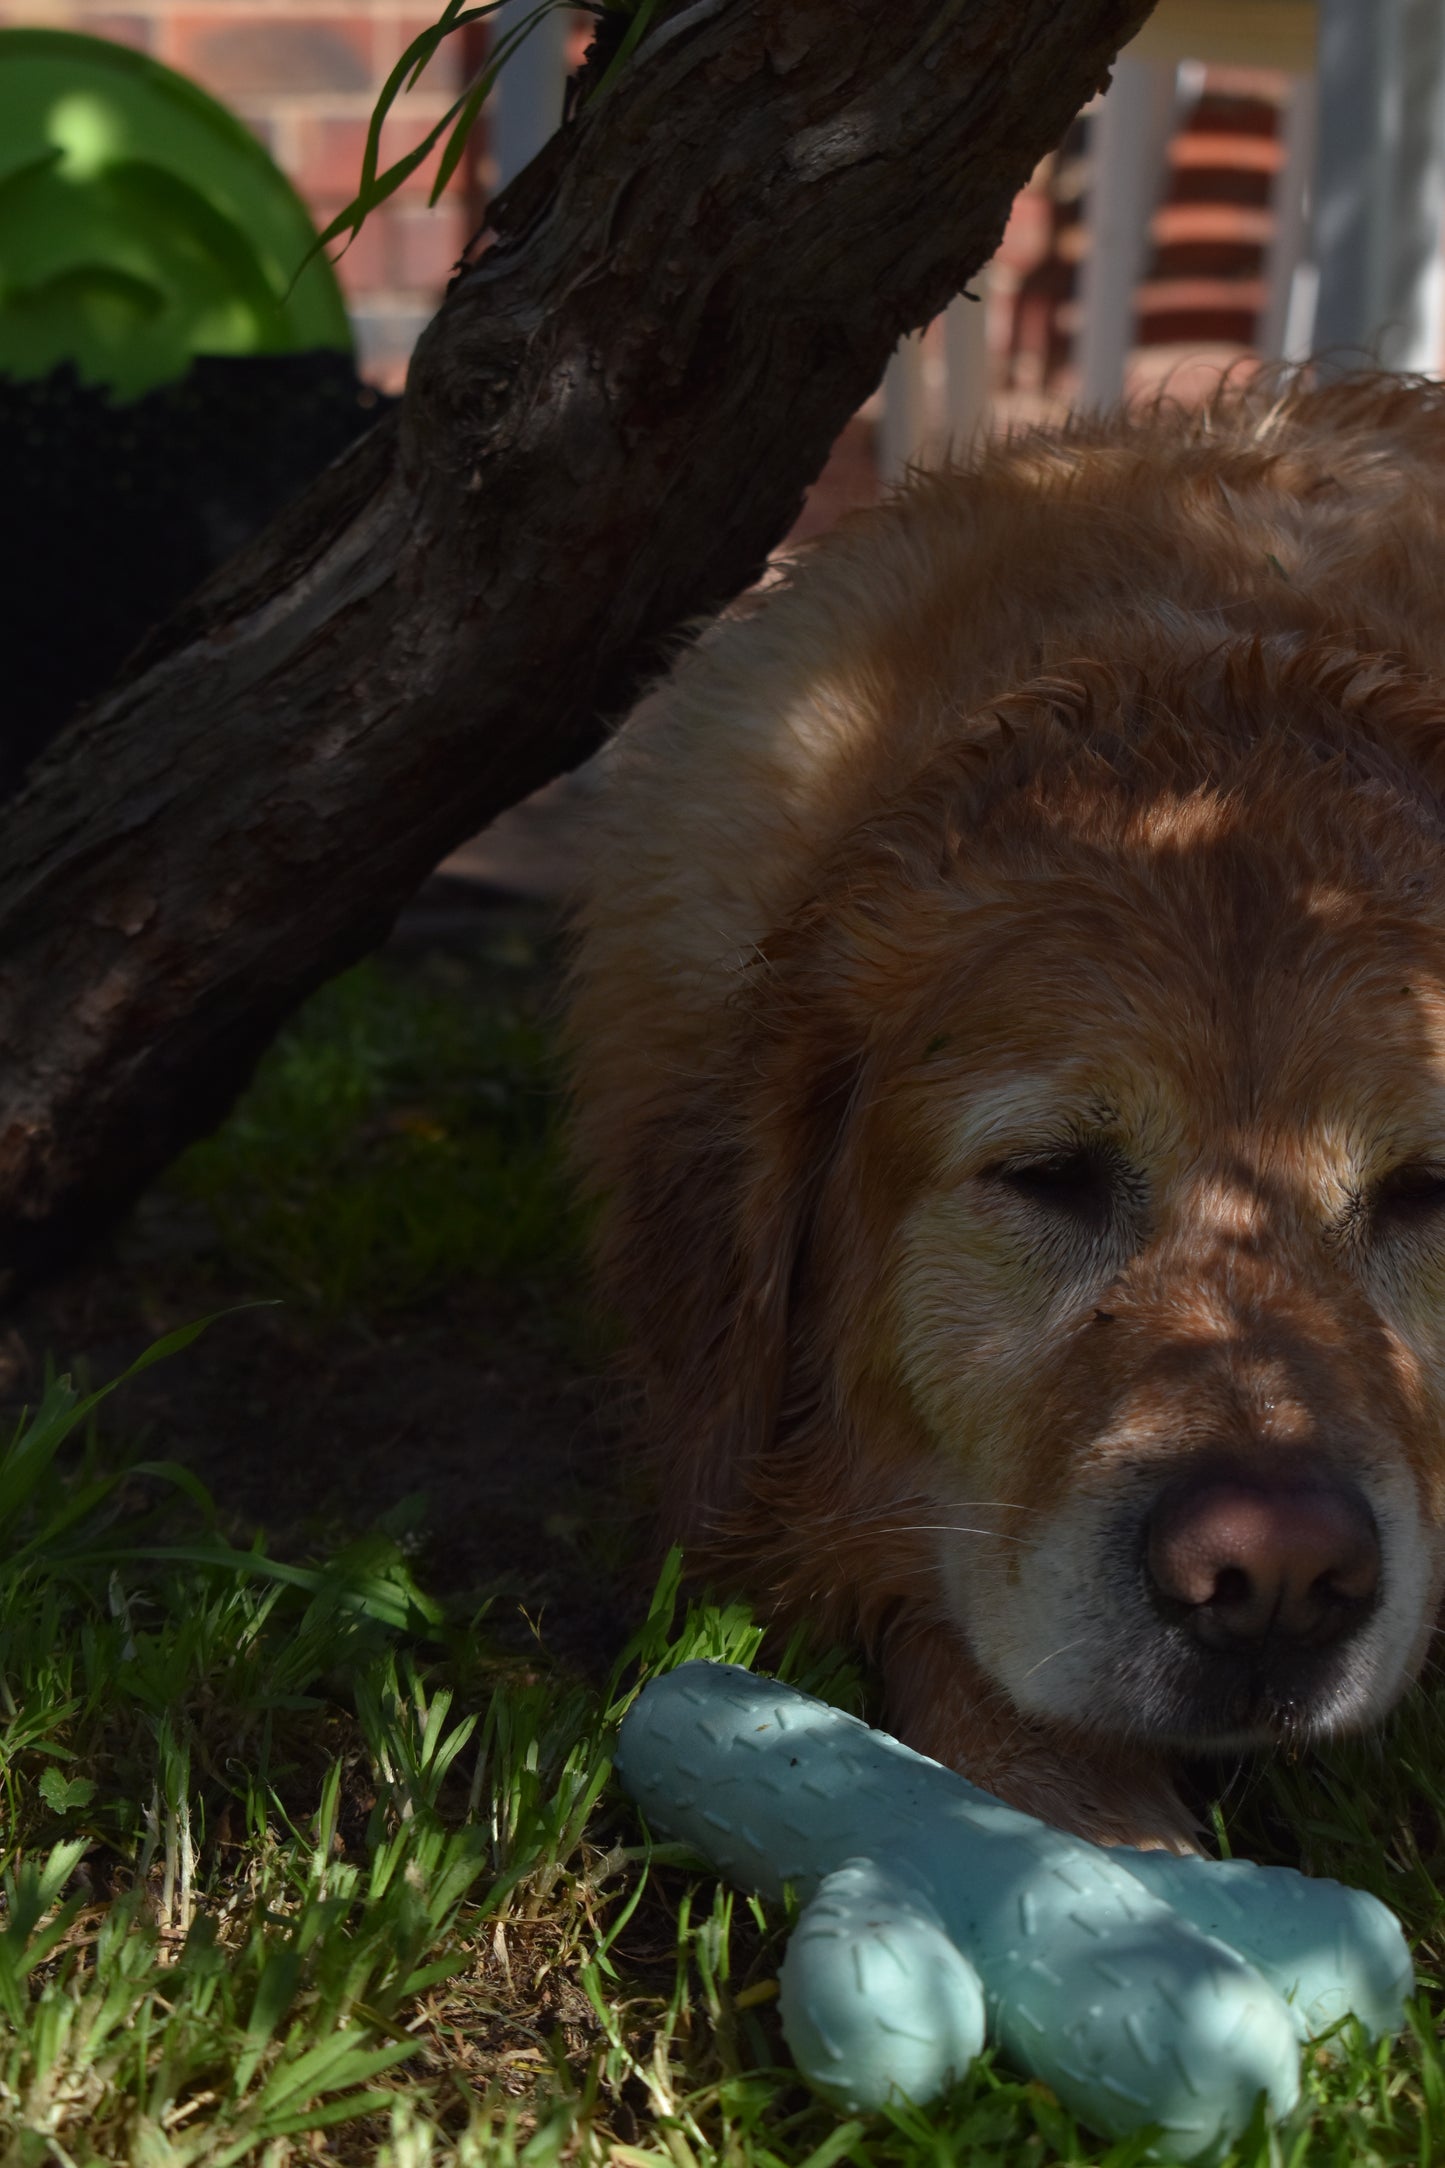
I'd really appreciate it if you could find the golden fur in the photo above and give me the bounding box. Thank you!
[567,375,1445,1846]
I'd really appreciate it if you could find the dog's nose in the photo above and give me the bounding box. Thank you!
[1145,1469,1380,1649]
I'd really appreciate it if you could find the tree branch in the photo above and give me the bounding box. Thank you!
[0,0,1155,1281]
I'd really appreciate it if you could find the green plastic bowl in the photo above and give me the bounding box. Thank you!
[0,27,352,398]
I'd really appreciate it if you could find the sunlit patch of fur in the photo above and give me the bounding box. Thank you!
[568,372,1445,1845]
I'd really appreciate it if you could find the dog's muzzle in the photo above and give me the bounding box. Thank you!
[1136,1458,1382,1741]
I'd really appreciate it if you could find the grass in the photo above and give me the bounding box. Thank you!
[4,1353,1445,2168]
[172,940,586,1334]
[4,944,1445,2165]
[0,1340,471,2161]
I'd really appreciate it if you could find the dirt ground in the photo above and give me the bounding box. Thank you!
[0,861,644,1680]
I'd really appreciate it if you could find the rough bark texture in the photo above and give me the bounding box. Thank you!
[0,0,1155,1282]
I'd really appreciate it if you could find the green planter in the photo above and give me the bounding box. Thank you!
[0,27,352,399]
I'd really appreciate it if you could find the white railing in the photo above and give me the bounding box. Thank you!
[883,0,1445,468]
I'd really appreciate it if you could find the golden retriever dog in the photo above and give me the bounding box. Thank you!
[567,374,1445,1849]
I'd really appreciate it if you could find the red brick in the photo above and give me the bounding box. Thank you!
[389,11,466,90]
[293,116,377,201]
[291,111,470,206]
[165,14,374,99]
[317,201,393,300]
[63,12,155,50]
[390,201,466,292]
[385,6,589,103]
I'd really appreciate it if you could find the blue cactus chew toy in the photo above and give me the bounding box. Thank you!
[614,1662,1413,2161]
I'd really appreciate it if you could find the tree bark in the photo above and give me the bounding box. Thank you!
[0,0,1155,1283]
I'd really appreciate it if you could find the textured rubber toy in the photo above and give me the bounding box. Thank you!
[614,1662,1413,2161]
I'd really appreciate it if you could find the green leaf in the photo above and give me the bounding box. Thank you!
[37,1767,96,1816]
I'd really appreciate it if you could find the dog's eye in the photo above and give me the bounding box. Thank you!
[993,1147,1117,1230]
[1375,1164,1445,1224]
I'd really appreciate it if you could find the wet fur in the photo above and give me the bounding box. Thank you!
[567,375,1445,1846]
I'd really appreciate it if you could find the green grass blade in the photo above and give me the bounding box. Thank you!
[301,0,512,267]
[87,1542,443,1631]
[429,1,569,203]
[231,1947,303,2095]
[587,0,667,104]
[252,2031,419,2116]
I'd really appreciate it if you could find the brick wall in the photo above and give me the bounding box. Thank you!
[0,0,507,387]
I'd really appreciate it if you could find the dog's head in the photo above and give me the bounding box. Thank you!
[714,643,1445,1756]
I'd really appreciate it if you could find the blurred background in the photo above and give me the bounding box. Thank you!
[3,2,1441,481]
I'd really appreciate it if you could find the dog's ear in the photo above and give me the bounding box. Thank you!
[589,955,857,1546]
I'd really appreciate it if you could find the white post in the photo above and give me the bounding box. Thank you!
[490,0,572,190]
[1258,73,1319,364]
[1074,55,1179,410]
[942,277,991,452]
[878,268,992,484]
[879,330,929,486]
[1386,0,1445,371]
[1314,0,1445,374]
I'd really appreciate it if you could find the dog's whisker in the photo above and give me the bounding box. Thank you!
[801,1499,1039,1522]
[931,1501,1037,1514]
[1018,1637,1090,1685]
[875,1524,1028,1545]
[802,1519,1028,1549]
